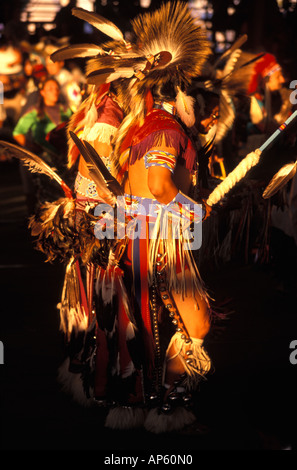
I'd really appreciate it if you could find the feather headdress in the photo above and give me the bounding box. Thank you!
[50,2,212,174]
[51,3,211,123]
[68,3,211,87]
[130,2,211,88]
[190,36,264,143]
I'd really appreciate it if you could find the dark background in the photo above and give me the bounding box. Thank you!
[1,0,297,454]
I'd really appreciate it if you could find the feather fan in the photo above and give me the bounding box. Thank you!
[262,161,297,198]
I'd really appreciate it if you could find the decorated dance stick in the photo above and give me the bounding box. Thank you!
[206,110,297,207]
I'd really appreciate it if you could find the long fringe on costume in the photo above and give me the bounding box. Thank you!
[148,206,208,302]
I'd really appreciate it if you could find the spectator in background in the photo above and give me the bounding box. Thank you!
[20,50,48,116]
[44,44,85,112]
[13,78,72,212]
[246,53,286,150]
[0,42,26,141]
[241,52,297,272]
[13,77,72,158]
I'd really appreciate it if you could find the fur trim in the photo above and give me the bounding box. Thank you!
[144,407,196,434]
[105,406,146,429]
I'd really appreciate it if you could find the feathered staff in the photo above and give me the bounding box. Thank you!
[206,110,297,207]
[212,34,248,70]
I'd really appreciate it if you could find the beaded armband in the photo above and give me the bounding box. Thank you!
[144,150,177,173]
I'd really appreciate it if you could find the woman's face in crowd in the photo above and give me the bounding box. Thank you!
[40,80,60,106]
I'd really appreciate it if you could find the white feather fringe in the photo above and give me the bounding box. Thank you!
[144,407,196,434]
[148,208,207,301]
[105,406,146,429]
[57,357,94,407]
[175,89,196,128]
[59,258,89,339]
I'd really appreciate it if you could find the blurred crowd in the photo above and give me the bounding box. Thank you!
[0,10,297,292]
[0,35,87,208]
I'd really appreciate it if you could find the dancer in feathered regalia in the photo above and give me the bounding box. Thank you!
[86,2,213,432]
[187,39,264,267]
[56,2,213,433]
[0,3,220,433]
[1,3,296,435]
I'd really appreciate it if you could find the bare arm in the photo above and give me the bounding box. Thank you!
[146,146,179,204]
[147,165,178,204]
